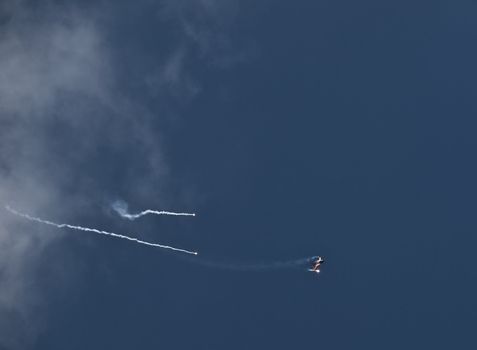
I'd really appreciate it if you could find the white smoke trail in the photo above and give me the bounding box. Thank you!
[5,205,198,255]
[112,200,195,220]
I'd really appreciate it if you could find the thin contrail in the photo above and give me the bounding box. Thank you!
[5,205,198,255]
[177,255,318,271]
[112,200,195,220]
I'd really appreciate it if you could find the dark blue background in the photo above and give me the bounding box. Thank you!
[26,1,477,349]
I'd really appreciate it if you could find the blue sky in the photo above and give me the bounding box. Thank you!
[1,1,476,349]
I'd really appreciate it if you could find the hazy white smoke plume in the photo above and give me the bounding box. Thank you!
[0,2,169,348]
[112,199,195,220]
[0,0,245,348]
[145,0,253,102]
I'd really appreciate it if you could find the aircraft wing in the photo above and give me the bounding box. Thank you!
[312,262,320,270]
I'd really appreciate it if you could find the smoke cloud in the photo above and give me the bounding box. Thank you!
[0,1,245,347]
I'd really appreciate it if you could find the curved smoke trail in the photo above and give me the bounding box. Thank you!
[5,205,198,255]
[112,200,195,220]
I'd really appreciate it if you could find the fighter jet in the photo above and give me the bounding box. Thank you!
[308,256,324,274]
